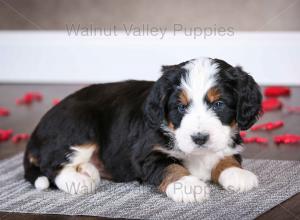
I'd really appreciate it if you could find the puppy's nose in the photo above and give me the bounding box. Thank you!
[191,133,209,146]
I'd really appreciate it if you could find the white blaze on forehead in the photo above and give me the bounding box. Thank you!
[181,58,219,105]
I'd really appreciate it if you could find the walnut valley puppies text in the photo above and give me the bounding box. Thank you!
[66,24,234,39]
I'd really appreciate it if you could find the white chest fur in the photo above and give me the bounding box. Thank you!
[183,151,223,181]
[154,145,242,182]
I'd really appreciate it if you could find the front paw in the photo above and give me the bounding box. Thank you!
[219,167,258,192]
[166,175,210,203]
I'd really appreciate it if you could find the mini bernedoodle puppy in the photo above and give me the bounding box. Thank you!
[24,57,262,203]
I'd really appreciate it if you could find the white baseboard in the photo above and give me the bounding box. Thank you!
[0,31,300,85]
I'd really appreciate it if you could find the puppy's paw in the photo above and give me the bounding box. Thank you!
[219,167,258,192]
[166,175,210,203]
[77,162,100,185]
[55,163,100,195]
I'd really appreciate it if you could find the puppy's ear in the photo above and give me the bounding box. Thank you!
[144,64,183,129]
[144,76,169,129]
[235,67,262,130]
[161,60,190,73]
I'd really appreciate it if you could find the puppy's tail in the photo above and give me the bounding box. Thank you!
[23,149,50,190]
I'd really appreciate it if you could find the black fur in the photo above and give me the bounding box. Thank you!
[24,80,182,187]
[144,62,187,129]
[213,59,262,130]
[24,58,262,189]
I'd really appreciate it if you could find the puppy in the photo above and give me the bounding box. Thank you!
[24,57,262,202]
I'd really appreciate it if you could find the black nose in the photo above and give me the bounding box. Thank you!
[191,133,209,146]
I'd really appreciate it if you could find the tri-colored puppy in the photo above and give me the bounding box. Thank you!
[24,57,262,203]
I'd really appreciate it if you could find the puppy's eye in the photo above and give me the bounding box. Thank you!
[178,104,187,114]
[212,101,225,111]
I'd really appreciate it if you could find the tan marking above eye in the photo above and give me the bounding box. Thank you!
[207,87,221,103]
[179,89,189,106]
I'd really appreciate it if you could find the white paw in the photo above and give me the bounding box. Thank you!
[34,176,50,190]
[77,162,100,185]
[219,167,258,192]
[55,163,100,195]
[166,175,210,203]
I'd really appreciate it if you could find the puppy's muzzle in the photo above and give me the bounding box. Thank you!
[191,133,209,146]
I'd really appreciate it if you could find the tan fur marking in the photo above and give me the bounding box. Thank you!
[168,122,175,130]
[76,164,82,172]
[90,144,113,180]
[78,143,96,149]
[179,90,189,106]
[158,164,190,192]
[74,143,112,180]
[230,120,237,128]
[207,87,221,103]
[211,156,241,183]
[28,154,38,166]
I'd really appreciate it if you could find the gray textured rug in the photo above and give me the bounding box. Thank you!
[0,154,299,220]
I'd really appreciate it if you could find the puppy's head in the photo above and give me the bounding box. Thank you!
[145,58,262,155]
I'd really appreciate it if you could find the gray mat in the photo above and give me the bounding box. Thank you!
[0,154,299,220]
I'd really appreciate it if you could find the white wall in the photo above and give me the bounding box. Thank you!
[0,31,300,85]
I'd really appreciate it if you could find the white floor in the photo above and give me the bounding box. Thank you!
[0,31,300,85]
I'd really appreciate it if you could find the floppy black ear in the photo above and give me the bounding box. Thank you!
[235,67,262,130]
[144,64,184,129]
[144,74,173,129]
